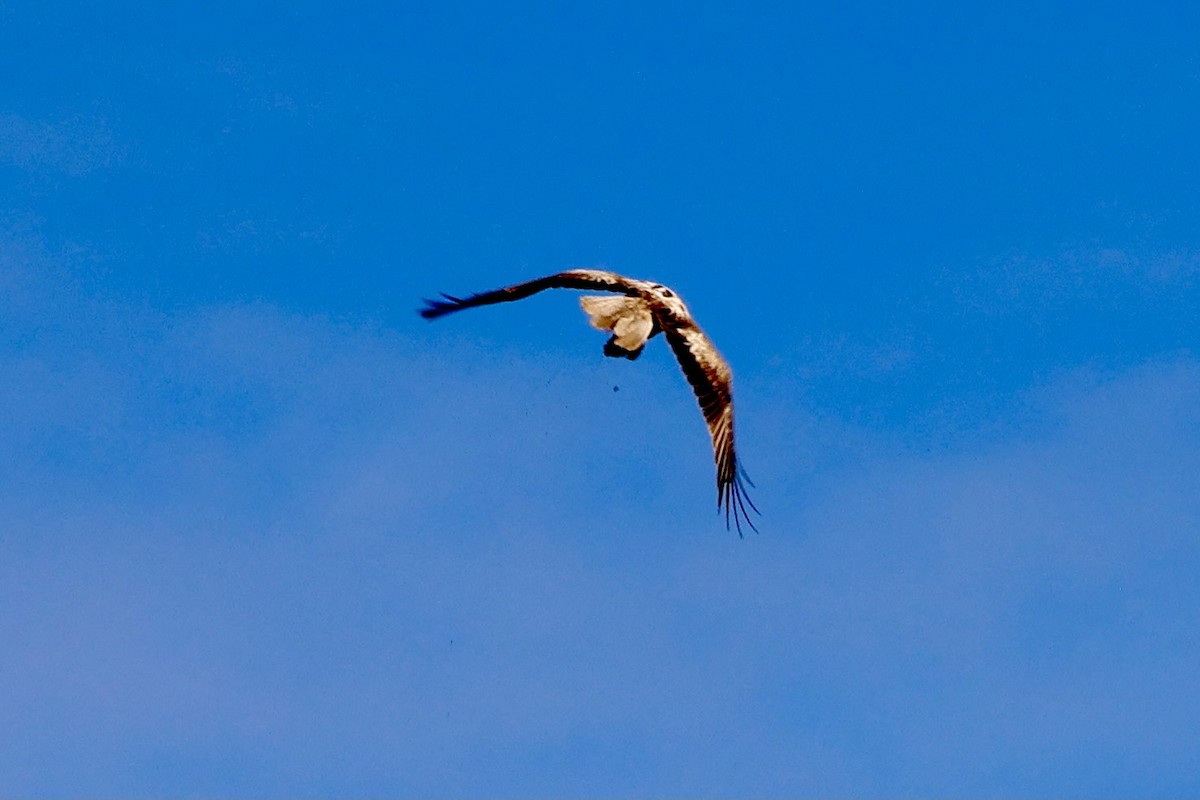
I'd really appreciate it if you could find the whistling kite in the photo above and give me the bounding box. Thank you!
[419,269,759,535]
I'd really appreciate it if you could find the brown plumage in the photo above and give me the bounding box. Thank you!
[419,269,759,535]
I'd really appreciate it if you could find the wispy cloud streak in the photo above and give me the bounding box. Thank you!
[2,244,1198,794]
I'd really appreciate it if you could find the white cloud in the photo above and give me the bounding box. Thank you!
[1,245,1198,794]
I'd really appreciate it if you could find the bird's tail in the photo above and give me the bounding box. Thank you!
[580,295,637,330]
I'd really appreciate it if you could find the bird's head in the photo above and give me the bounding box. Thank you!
[646,283,692,319]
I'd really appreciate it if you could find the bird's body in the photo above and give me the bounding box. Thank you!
[579,294,656,359]
[420,268,759,535]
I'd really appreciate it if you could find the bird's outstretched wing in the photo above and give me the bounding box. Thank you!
[419,269,641,319]
[661,321,760,536]
[420,269,759,535]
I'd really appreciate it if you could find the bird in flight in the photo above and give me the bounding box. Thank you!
[419,268,759,535]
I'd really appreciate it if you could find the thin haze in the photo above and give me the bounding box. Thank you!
[2,1,1199,795]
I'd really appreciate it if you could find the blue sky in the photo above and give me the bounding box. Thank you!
[2,1,1199,795]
